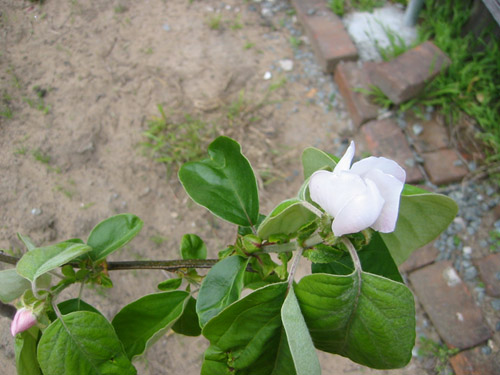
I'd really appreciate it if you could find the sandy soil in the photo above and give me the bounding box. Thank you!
[0,0,428,373]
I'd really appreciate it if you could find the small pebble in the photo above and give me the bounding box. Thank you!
[162,23,171,31]
[263,71,272,80]
[31,208,42,216]
[279,59,293,71]
[491,299,500,311]
[412,123,423,136]
[481,345,492,355]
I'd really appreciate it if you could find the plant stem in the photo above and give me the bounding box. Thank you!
[341,237,361,273]
[287,247,303,290]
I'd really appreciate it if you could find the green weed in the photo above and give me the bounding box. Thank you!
[13,146,28,156]
[418,0,500,161]
[329,0,345,16]
[231,15,243,30]
[141,105,214,176]
[32,149,51,164]
[150,235,168,246]
[418,337,459,375]
[244,41,255,50]
[289,36,302,49]
[328,0,384,14]
[208,15,222,30]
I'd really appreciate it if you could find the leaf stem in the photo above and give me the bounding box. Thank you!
[287,247,303,290]
[341,237,361,273]
[300,201,323,218]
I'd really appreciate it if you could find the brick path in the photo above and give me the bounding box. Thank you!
[291,2,499,374]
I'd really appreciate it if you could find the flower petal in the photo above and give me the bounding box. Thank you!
[363,170,404,233]
[333,141,355,173]
[309,170,367,218]
[11,308,37,336]
[350,156,406,183]
[331,178,385,237]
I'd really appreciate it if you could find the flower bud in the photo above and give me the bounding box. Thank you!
[10,307,37,336]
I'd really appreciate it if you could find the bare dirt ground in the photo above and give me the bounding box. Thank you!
[0,1,428,373]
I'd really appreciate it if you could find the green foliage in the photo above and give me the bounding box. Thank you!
[180,234,207,260]
[328,0,384,14]
[15,327,41,375]
[208,15,222,30]
[86,214,143,261]
[5,136,460,374]
[141,105,214,176]
[38,312,136,375]
[112,291,189,359]
[296,272,415,369]
[418,337,459,375]
[16,242,91,282]
[196,256,248,327]
[417,0,500,160]
[329,0,345,16]
[179,136,259,227]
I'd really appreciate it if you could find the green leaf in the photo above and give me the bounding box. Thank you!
[196,255,249,327]
[180,234,207,260]
[381,193,458,265]
[172,296,202,336]
[15,327,41,375]
[37,311,136,375]
[201,282,296,375]
[312,232,403,283]
[47,298,102,321]
[112,291,189,359]
[157,278,183,291]
[87,214,143,262]
[178,136,259,227]
[295,272,415,369]
[257,199,317,240]
[243,270,282,290]
[0,269,31,303]
[282,288,321,375]
[17,233,36,251]
[301,147,337,179]
[16,243,91,282]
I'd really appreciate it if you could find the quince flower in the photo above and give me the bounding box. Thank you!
[309,141,405,237]
[10,307,37,336]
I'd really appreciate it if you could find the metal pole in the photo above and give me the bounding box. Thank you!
[404,0,425,27]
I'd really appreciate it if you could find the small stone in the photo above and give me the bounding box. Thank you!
[31,208,42,216]
[279,59,294,71]
[481,345,492,355]
[171,212,179,219]
[261,7,273,17]
[463,266,478,281]
[263,71,272,80]
[491,299,500,311]
[307,8,316,16]
[412,123,424,136]
[162,23,171,31]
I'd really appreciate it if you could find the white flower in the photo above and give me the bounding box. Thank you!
[309,141,405,237]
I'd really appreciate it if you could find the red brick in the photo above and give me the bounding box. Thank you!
[476,253,500,297]
[334,61,378,127]
[422,149,469,185]
[410,116,450,153]
[360,118,424,183]
[290,0,357,72]
[368,41,451,104]
[409,261,492,349]
[399,241,438,273]
[450,347,500,375]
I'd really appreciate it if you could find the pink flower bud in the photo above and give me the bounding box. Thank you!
[10,307,37,336]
